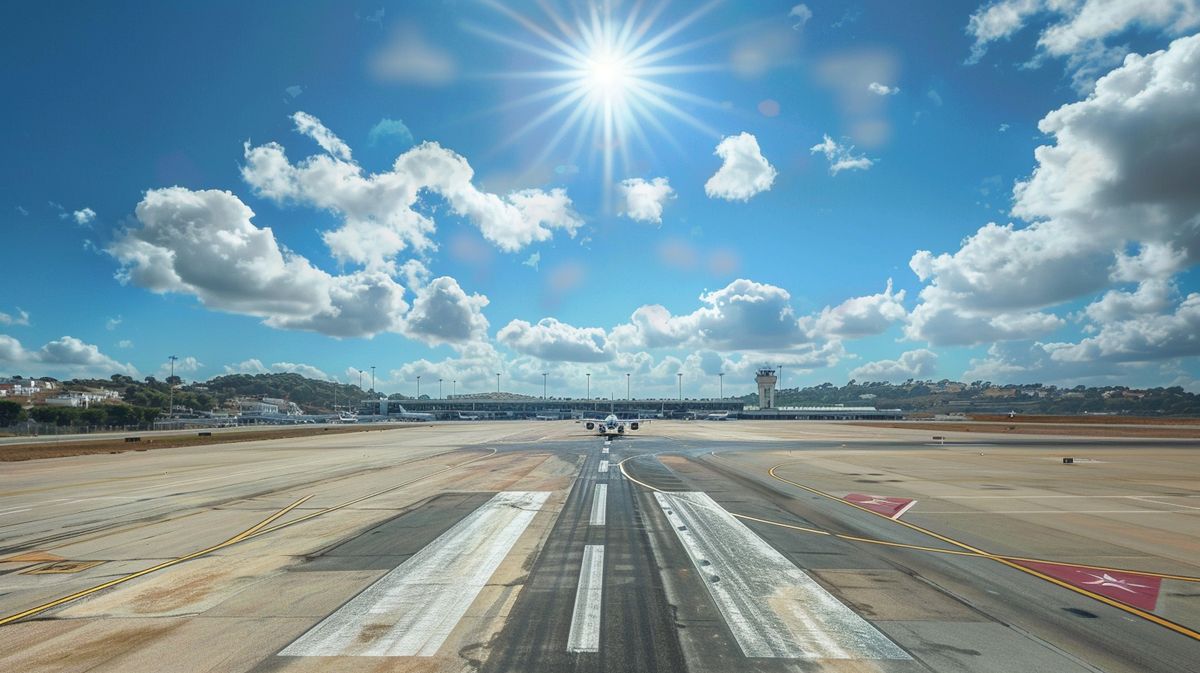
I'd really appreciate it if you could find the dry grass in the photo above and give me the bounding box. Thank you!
[853,421,1200,438]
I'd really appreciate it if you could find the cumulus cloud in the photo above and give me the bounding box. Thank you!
[498,318,614,362]
[966,0,1200,87]
[105,316,121,331]
[401,276,490,346]
[370,25,457,85]
[0,334,137,377]
[0,308,30,326]
[868,81,900,95]
[704,133,777,201]
[292,111,353,161]
[224,358,332,380]
[907,35,1200,347]
[109,186,410,339]
[850,349,938,382]
[73,207,97,226]
[242,112,582,270]
[810,135,875,174]
[619,177,675,223]
[807,279,907,338]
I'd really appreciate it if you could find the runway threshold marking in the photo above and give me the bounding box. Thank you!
[653,491,908,659]
[767,462,1200,643]
[566,544,604,653]
[281,491,550,657]
[0,448,497,627]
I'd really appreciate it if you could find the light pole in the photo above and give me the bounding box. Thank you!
[416,375,421,399]
[496,372,501,394]
[677,372,683,401]
[452,379,456,398]
[778,364,784,395]
[626,373,630,400]
[542,372,548,400]
[167,354,178,417]
[358,370,363,390]
[438,378,443,399]
[719,372,724,399]
[370,365,376,395]
[586,373,590,400]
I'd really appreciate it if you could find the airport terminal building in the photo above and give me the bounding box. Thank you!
[357,397,903,421]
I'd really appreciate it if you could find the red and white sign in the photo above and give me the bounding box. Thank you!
[844,493,917,519]
[1016,560,1162,611]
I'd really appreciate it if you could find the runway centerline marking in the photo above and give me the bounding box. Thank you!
[653,491,908,660]
[281,490,550,657]
[598,460,609,473]
[590,484,607,526]
[567,544,604,653]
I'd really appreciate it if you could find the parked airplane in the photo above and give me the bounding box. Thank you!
[583,413,650,437]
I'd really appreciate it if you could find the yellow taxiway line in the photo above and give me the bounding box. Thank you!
[0,448,496,627]
[766,462,1200,643]
[617,453,1200,642]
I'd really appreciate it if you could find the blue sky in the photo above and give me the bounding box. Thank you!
[3,0,1200,397]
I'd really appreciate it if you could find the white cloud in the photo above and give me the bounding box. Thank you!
[109,186,410,339]
[522,252,540,270]
[868,81,900,95]
[105,315,121,331]
[810,134,875,174]
[907,35,1200,347]
[789,4,813,29]
[242,112,581,270]
[157,355,202,379]
[118,340,133,349]
[808,279,907,338]
[611,279,808,351]
[0,334,138,378]
[619,177,675,223]
[850,349,938,382]
[704,133,777,201]
[367,118,414,148]
[292,111,353,162]
[966,0,1200,87]
[1053,292,1200,363]
[1082,279,1174,324]
[401,276,490,346]
[223,358,331,380]
[73,207,96,225]
[285,85,303,99]
[498,318,614,362]
[0,308,30,326]
[370,25,457,85]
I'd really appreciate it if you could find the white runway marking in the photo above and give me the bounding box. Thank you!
[567,544,605,653]
[599,460,609,473]
[280,491,549,657]
[590,484,607,526]
[602,446,609,454]
[0,507,31,518]
[654,491,908,660]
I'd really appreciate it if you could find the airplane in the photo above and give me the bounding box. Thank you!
[583,413,650,437]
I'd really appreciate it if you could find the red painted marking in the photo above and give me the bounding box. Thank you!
[1017,560,1162,611]
[844,493,917,519]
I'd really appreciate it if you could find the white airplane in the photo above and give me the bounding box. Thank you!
[583,414,650,437]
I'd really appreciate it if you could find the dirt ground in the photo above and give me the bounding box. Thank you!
[0,424,424,461]
[852,421,1200,439]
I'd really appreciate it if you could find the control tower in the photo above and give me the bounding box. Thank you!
[755,368,777,409]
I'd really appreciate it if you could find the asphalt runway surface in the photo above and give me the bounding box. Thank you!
[1,421,1198,672]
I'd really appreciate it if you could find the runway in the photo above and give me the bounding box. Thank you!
[1,421,1198,672]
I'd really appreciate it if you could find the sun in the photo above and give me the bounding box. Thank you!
[469,1,724,206]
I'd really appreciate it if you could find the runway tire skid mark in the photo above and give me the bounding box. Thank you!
[481,446,686,673]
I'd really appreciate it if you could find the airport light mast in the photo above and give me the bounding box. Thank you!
[416,375,421,399]
[166,354,178,417]
[719,372,724,399]
[626,373,630,400]
[586,372,590,400]
[496,372,501,393]
[370,366,376,395]
[677,372,683,400]
[438,378,443,399]
[542,372,548,399]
